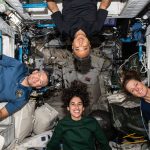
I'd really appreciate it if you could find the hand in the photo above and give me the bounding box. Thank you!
[46,0,59,13]
[0,107,9,120]
[99,0,112,10]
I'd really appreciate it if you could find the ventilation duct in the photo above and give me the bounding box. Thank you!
[119,0,150,18]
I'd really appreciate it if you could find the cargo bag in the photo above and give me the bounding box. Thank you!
[33,103,59,134]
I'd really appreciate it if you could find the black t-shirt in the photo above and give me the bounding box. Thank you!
[51,0,108,38]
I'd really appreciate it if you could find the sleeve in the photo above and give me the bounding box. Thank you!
[5,97,27,116]
[91,9,108,35]
[47,122,63,150]
[0,55,21,67]
[93,119,111,150]
[51,11,63,34]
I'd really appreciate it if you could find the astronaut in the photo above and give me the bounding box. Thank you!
[0,55,49,120]
[47,0,111,60]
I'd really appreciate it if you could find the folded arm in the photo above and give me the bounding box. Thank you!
[47,122,63,149]
[94,119,111,150]
[0,98,27,120]
[46,0,59,13]
[99,0,112,10]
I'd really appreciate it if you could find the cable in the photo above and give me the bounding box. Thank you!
[140,51,148,73]
[117,52,138,77]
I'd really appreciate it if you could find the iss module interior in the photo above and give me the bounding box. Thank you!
[1,0,150,149]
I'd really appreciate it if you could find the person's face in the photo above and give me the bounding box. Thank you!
[27,70,48,89]
[72,35,91,59]
[125,79,148,98]
[67,96,85,121]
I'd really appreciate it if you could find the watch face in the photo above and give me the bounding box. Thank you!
[15,89,23,98]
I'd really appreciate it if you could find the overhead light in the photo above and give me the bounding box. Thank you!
[22,3,47,12]
[143,11,150,20]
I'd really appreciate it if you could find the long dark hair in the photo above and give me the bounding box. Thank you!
[62,80,89,107]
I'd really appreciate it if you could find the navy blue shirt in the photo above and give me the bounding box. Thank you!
[51,0,108,38]
[141,99,150,123]
[0,55,32,115]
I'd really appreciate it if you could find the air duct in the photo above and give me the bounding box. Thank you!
[120,0,150,18]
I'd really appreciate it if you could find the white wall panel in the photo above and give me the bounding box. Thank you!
[3,35,14,57]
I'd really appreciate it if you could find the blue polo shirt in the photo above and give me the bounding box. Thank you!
[0,55,32,115]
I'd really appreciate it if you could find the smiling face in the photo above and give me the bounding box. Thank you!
[67,96,85,121]
[27,70,48,89]
[72,34,91,59]
[125,79,148,98]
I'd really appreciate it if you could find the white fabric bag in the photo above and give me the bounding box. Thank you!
[0,135,5,150]
[17,130,53,149]
[0,103,15,148]
[14,100,36,142]
[33,103,58,134]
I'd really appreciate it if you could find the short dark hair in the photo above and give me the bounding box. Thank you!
[42,68,51,86]
[121,70,141,93]
[62,80,89,107]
